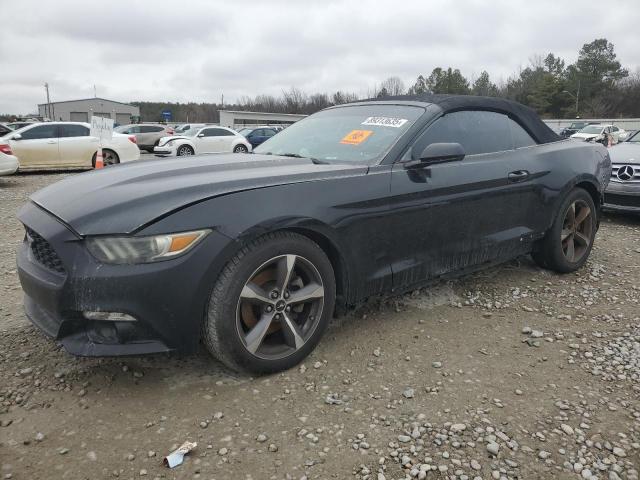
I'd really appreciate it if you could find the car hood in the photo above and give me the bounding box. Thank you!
[609,143,640,164]
[29,154,366,235]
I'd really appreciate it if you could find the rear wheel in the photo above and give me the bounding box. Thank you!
[177,145,194,156]
[202,232,335,373]
[532,188,597,273]
[233,144,248,153]
[91,149,119,167]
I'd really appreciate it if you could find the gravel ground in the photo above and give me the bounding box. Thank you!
[0,173,639,480]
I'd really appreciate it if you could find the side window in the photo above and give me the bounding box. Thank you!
[128,126,140,134]
[201,128,216,137]
[20,125,59,140]
[152,126,164,132]
[214,128,234,137]
[60,124,89,138]
[139,126,153,133]
[252,129,264,136]
[203,128,233,137]
[410,110,512,158]
[612,126,619,132]
[508,118,536,148]
[263,129,276,137]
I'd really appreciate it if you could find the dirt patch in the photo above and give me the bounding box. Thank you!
[1,174,638,479]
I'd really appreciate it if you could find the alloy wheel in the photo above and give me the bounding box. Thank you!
[561,199,593,263]
[235,145,248,153]
[103,151,119,166]
[178,146,193,156]
[236,254,324,360]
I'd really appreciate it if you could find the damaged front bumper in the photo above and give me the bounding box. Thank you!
[16,202,231,356]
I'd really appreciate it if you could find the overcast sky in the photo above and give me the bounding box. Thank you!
[1,0,638,114]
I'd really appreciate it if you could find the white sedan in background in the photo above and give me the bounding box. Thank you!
[0,148,19,176]
[0,122,140,170]
[570,124,626,144]
[154,126,252,157]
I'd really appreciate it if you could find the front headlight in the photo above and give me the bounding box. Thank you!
[86,230,210,264]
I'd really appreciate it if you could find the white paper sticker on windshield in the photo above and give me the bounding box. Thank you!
[362,116,408,128]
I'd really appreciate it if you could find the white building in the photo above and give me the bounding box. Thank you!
[219,110,306,129]
[38,97,140,125]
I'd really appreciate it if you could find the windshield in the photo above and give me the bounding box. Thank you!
[570,122,586,129]
[238,128,253,136]
[114,126,129,133]
[179,127,201,137]
[627,131,639,142]
[254,105,424,163]
[579,126,604,134]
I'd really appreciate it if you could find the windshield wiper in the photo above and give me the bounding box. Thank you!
[278,153,330,165]
[258,151,330,164]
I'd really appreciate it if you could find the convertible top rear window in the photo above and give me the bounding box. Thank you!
[254,105,424,163]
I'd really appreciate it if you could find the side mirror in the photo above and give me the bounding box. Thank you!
[406,143,465,168]
[12,133,22,141]
[197,133,204,138]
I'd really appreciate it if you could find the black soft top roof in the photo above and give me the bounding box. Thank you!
[361,94,560,144]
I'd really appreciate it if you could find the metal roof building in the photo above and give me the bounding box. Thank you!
[37,97,140,125]
[219,110,306,129]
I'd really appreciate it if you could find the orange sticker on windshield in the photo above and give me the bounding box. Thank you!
[340,130,373,145]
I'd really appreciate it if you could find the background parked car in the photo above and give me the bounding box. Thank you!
[0,122,140,170]
[0,148,19,176]
[154,126,252,156]
[559,121,593,138]
[238,127,278,148]
[570,124,626,144]
[6,121,35,131]
[174,123,206,134]
[115,124,174,152]
[604,130,640,213]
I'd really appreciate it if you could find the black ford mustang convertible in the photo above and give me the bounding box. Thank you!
[17,95,611,373]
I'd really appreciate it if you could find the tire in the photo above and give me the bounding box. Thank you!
[202,232,335,373]
[532,188,597,273]
[176,145,194,156]
[233,144,248,153]
[92,149,120,168]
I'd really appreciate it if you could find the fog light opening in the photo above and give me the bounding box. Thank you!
[83,311,137,322]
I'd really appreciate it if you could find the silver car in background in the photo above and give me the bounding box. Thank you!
[604,130,640,213]
[115,124,174,152]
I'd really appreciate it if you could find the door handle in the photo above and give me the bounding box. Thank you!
[508,170,530,182]
[47,140,57,144]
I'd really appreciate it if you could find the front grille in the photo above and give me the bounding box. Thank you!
[605,193,640,208]
[25,228,66,274]
[610,164,640,183]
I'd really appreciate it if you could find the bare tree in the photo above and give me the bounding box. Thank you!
[378,76,406,96]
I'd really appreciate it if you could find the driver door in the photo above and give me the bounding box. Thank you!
[388,110,538,290]
[10,124,60,168]
[195,128,221,153]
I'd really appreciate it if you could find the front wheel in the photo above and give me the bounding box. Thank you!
[532,187,597,273]
[233,144,249,153]
[177,145,194,156]
[202,232,335,373]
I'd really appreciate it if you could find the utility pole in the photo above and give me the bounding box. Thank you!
[221,93,224,109]
[575,80,580,117]
[94,84,97,98]
[44,82,51,119]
